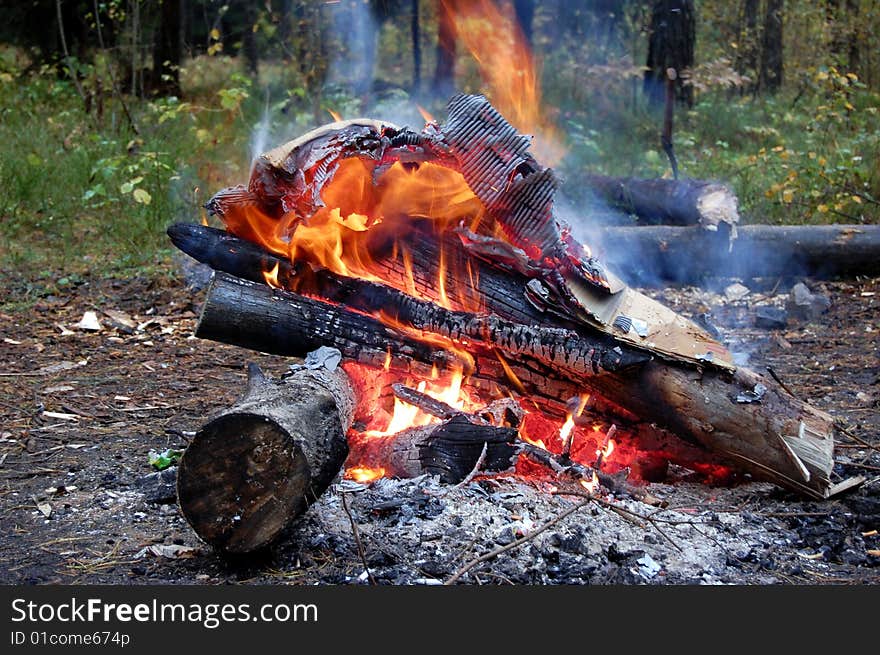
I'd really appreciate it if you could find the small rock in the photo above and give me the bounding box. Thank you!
[724,282,750,302]
[754,305,787,330]
[136,466,178,504]
[786,282,831,321]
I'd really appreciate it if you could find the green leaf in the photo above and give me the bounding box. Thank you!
[26,153,42,167]
[148,448,183,471]
[119,181,134,195]
[132,188,152,205]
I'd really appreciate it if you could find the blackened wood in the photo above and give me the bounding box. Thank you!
[175,225,837,497]
[348,415,518,482]
[176,363,353,553]
[195,271,623,410]
[598,224,880,284]
[584,175,739,229]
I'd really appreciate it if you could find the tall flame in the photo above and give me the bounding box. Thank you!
[441,0,564,164]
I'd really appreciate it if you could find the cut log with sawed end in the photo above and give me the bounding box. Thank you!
[176,362,353,553]
[597,223,880,285]
[582,174,740,231]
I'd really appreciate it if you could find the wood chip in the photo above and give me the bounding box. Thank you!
[867,550,880,557]
[3,338,23,345]
[37,503,52,518]
[75,311,102,332]
[41,411,79,421]
[43,385,76,394]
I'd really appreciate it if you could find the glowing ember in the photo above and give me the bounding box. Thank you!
[346,465,385,483]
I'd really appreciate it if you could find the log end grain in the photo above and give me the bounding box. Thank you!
[177,412,311,553]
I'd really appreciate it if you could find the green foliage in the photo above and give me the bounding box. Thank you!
[0,55,262,277]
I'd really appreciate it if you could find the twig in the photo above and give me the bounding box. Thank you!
[518,440,666,507]
[340,492,375,585]
[559,491,684,553]
[766,366,799,400]
[55,0,88,106]
[444,498,593,584]
[833,420,880,454]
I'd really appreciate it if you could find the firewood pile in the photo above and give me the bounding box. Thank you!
[168,94,863,554]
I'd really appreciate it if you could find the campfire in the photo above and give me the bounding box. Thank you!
[166,93,861,554]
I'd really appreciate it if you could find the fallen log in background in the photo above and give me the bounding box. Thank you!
[582,175,740,230]
[176,363,353,553]
[596,224,880,285]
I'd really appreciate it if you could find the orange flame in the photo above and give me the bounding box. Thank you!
[441,0,564,164]
[559,395,589,452]
[327,108,342,122]
[417,104,435,124]
[580,471,600,494]
[262,262,281,288]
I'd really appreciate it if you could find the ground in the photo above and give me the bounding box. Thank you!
[0,264,878,585]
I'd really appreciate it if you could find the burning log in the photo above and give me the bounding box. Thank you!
[597,223,880,284]
[171,93,848,500]
[176,363,352,553]
[583,175,740,231]
[348,414,518,482]
[192,265,837,498]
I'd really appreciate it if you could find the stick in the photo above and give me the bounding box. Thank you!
[340,492,375,585]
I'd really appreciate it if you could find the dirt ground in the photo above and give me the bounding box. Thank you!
[1,264,878,585]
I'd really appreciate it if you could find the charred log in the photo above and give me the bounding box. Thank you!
[193,268,838,498]
[176,363,352,553]
[583,175,740,230]
[597,224,880,284]
[349,414,518,483]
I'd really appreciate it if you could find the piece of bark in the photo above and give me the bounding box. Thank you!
[597,224,880,284]
[584,175,739,230]
[176,363,353,553]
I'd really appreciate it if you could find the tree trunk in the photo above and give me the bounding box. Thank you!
[582,175,740,230]
[176,363,353,553]
[644,0,695,107]
[240,0,259,79]
[411,0,421,93]
[513,0,535,47]
[433,0,456,96]
[759,0,783,93]
[736,0,760,91]
[153,0,182,96]
[596,224,880,284]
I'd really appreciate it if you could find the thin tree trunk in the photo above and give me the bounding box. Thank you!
[759,0,783,93]
[643,0,695,107]
[241,0,259,79]
[433,0,456,96]
[153,0,182,96]
[513,0,535,47]
[411,0,421,93]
